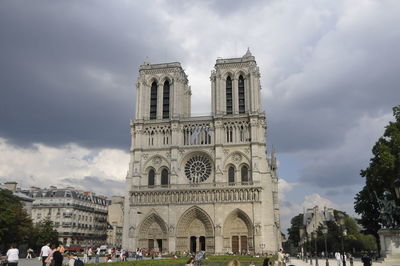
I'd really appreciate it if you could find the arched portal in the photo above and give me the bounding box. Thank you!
[176,206,215,253]
[223,209,254,254]
[138,213,168,252]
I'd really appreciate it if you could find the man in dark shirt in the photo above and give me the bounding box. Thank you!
[361,253,372,266]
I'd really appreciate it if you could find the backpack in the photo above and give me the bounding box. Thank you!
[74,258,84,266]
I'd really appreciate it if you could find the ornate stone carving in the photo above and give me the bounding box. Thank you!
[232,153,242,163]
[215,224,222,236]
[153,156,162,165]
[255,223,261,236]
[129,226,135,238]
[185,154,212,183]
[142,153,149,160]
[169,225,175,235]
[166,152,171,158]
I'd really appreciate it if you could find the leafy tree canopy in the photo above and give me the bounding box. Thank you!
[354,105,400,239]
[0,188,32,249]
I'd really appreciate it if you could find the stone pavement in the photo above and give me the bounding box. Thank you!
[288,258,400,266]
[16,257,400,266]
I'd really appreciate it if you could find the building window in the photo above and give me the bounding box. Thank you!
[228,166,235,184]
[163,80,170,119]
[161,169,169,187]
[241,165,249,184]
[238,75,245,113]
[148,169,155,187]
[150,81,157,119]
[226,76,233,114]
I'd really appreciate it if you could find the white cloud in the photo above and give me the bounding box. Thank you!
[0,138,129,195]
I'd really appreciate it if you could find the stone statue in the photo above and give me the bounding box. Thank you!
[376,191,400,229]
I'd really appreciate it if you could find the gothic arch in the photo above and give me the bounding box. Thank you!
[234,70,249,79]
[175,206,215,253]
[223,71,234,80]
[176,206,214,237]
[160,74,173,84]
[143,155,169,173]
[223,208,254,253]
[223,151,251,168]
[138,212,169,251]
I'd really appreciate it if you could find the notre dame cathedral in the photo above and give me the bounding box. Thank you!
[122,50,281,254]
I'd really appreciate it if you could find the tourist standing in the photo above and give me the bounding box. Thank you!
[40,243,52,266]
[277,249,284,266]
[6,244,19,266]
[52,246,64,266]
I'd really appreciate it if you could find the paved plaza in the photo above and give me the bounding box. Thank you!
[16,257,400,266]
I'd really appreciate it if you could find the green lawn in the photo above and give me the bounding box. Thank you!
[96,255,276,266]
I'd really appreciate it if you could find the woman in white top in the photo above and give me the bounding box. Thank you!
[6,244,19,266]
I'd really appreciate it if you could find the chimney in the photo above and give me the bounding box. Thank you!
[5,182,17,192]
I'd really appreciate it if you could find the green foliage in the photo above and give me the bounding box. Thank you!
[287,213,303,247]
[95,255,272,266]
[29,218,59,248]
[354,105,400,246]
[289,210,377,254]
[0,188,33,249]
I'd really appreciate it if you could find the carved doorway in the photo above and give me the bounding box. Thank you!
[223,209,254,253]
[199,236,206,251]
[138,213,169,252]
[190,236,197,253]
[176,206,215,253]
[232,236,239,253]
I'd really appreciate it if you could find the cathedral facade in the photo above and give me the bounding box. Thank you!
[122,50,281,254]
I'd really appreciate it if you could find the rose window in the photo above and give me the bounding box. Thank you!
[184,155,212,183]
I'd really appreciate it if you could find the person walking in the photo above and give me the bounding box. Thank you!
[40,243,52,266]
[335,251,342,266]
[361,252,372,266]
[26,248,33,259]
[7,244,19,266]
[52,246,64,266]
[95,247,100,263]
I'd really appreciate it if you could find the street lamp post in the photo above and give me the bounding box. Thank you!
[314,231,319,266]
[305,234,308,263]
[338,214,347,266]
[322,225,329,266]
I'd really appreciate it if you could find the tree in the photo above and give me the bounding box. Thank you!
[354,105,400,248]
[287,213,303,247]
[0,188,33,251]
[29,218,59,249]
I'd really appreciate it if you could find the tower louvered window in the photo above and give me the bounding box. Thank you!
[150,81,157,120]
[228,166,235,184]
[163,81,170,119]
[238,75,245,113]
[161,168,169,187]
[148,169,155,187]
[241,165,249,184]
[226,76,233,114]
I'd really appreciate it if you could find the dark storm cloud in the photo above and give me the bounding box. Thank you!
[0,1,181,149]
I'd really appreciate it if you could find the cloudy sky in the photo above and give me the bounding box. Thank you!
[1,0,399,232]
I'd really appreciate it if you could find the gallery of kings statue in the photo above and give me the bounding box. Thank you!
[122,50,282,254]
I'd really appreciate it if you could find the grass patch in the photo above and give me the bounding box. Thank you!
[95,255,276,266]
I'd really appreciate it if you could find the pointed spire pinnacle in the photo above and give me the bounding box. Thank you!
[243,47,253,58]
